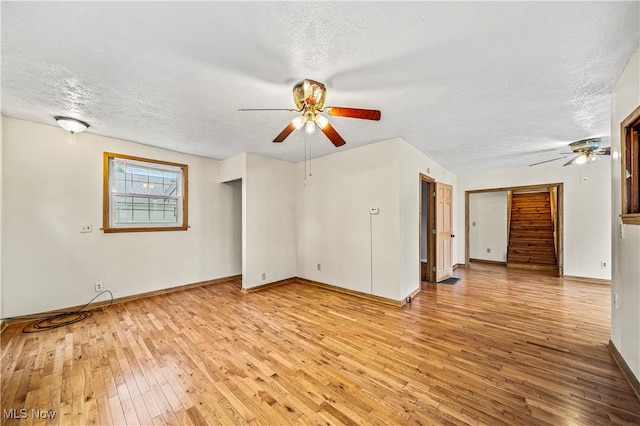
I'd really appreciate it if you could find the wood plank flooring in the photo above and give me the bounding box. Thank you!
[2,263,640,425]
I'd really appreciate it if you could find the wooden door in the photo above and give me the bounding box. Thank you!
[436,183,453,281]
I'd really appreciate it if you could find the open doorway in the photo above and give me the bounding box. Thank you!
[419,173,436,284]
[224,179,243,284]
[465,183,563,276]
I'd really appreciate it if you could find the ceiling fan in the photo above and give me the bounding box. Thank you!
[529,138,611,167]
[239,79,381,147]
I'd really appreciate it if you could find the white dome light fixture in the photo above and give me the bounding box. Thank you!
[54,116,90,134]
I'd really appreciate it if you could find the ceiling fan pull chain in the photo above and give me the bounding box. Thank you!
[308,133,312,177]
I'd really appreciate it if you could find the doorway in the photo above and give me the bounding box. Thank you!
[419,174,436,283]
[223,179,243,284]
[465,183,564,276]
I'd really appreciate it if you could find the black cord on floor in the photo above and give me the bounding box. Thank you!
[11,290,115,333]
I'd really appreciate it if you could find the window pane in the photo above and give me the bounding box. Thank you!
[149,170,163,184]
[149,183,163,196]
[149,198,178,222]
[164,183,177,196]
[132,181,150,194]
[164,174,177,193]
[132,197,150,222]
[115,196,134,223]
[114,196,178,224]
[116,179,126,193]
[132,168,148,182]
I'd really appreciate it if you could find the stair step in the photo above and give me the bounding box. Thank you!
[509,232,555,240]
[510,224,553,230]
[508,248,556,257]
[507,254,557,265]
[512,204,550,209]
[508,240,555,247]
[511,213,552,219]
[510,219,553,225]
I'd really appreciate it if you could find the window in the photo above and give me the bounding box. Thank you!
[621,106,640,225]
[103,152,188,233]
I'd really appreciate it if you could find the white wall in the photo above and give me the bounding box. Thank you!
[296,139,400,298]
[0,116,3,320]
[611,48,640,381]
[469,191,508,262]
[296,137,456,301]
[242,153,297,289]
[457,158,611,280]
[220,152,247,182]
[396,140,457,299]
[1,117,242,317]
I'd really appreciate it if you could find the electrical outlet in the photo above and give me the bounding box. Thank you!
[80,224,92,233]
[317,263,321,271]
[601,261,607,268]
[94,281,103,292]
[486,248,491,253]
[261,273,266,280]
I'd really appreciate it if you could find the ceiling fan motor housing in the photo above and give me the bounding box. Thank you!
[570,138,600,153]
[293,79,327,110]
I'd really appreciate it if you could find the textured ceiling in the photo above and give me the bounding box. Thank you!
[2,2,639,175]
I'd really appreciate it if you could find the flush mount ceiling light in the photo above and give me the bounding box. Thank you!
[54,116,90,134]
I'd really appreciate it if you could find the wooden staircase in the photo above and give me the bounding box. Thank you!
[507,191,558,273]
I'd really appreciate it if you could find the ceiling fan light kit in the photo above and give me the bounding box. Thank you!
[574,154,588,165]
[240,79,381,148]
[305,120,316,135]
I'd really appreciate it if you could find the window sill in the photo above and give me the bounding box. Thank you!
[102,226,188,233]
[621,214,640,225]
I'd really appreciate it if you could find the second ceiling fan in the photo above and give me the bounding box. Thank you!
[529,138,611,167]
[240,79,381,147]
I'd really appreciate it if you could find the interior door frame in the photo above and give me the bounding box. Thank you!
[464,183,564,276]
[419,173,437,283]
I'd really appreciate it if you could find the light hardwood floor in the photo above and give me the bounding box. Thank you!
[2,264,639,425]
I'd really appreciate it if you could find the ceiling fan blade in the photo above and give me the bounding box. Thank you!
[529,155,572,167]
[595,147,611,155]
[320,122,346,147]
[273,122,297,143]
[238,108,297,112]
[325,106,381,121]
